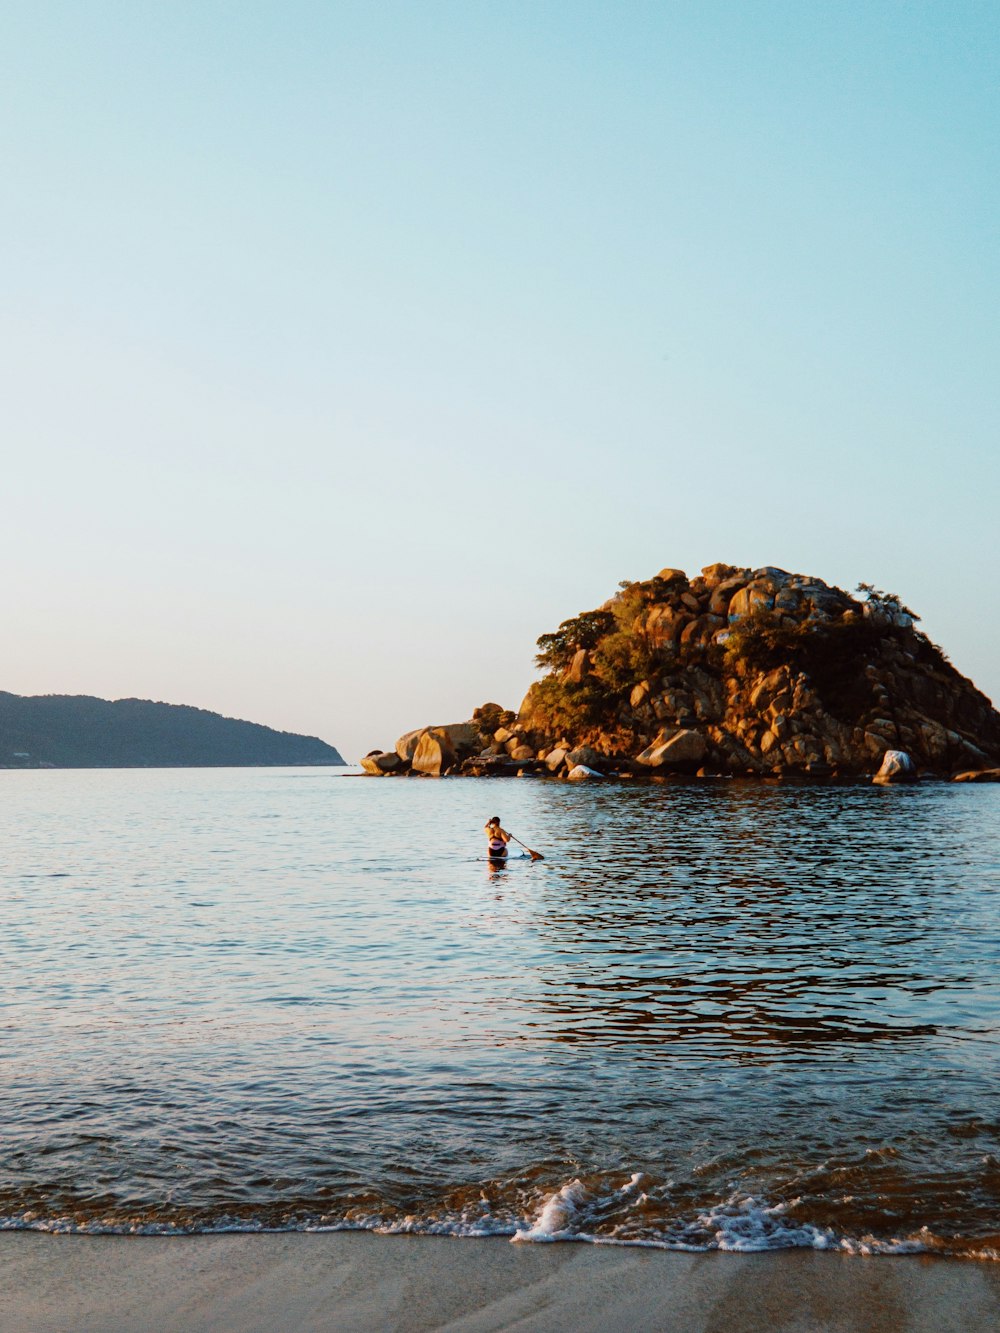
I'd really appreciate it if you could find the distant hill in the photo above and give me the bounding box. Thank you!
[0,693,345,768]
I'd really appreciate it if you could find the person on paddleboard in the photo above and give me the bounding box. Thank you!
[485,816,511,860]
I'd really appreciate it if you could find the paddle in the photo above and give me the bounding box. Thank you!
[508,834,544,862]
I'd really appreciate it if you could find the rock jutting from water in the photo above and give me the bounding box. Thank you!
[361,563,1000,781]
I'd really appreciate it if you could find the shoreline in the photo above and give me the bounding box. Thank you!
[2,1233,999,1333]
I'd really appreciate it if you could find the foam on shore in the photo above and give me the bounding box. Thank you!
[5,1174,1000,1261]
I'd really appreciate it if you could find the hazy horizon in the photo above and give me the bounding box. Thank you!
[4,2,997,761]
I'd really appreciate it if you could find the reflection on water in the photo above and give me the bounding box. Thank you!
[526,784,957,1057]
[1,769,999,1254]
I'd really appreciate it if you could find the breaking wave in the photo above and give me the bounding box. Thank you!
[3,1171,999,1260]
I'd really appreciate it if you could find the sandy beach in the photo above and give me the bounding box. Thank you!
[0,1234,998,1333]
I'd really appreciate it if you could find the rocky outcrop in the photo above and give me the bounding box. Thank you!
[360,750,401,775]
[636,729,707,769]
[363,565,1000,780]
[361,704,532,778]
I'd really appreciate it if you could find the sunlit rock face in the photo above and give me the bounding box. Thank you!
[363,565,1000,780]
[512,563,1000,779]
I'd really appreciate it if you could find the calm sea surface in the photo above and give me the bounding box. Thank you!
[2,768,1000,1256]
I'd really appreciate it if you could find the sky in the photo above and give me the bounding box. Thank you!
[3,1,997,761]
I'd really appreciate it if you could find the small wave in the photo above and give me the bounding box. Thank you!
[513,1178,590,1242]
[3,1177,999,1260]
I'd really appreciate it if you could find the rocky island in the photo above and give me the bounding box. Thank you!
[363,563,1000,782]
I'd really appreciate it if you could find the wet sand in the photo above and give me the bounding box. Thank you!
[2,1234,999,1333]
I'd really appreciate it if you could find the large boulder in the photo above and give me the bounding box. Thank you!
[749,668,792,712]
[630,681,651,709]
[436,722,481,755]
[397,721,480,763]
[545,746,569,771]
[360,750,402,775]
[708,574,751,617]
[518,688,538,723]
[917,718,952,763]
[773,585,802,616]
[567,745,602,769]
[873,749,917,784]
[395,729,425,762]
[679,615,725,653]
[564,649,590,684]
[636,729,708,768]
[752,567,792,586]
[412,731,457,776]
[700,562,741,584]
[471,701,510,733]
[567,764,604,780]
[797,581,851,620]
[728,581,777,622]
[646,605,689,648]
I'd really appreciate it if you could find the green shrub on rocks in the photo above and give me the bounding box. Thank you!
[535,610,616,672]
[526,677,613,735]
[611,577,682,631]
[856,583,919,624]
[722,607,885,721]
[590,631,658,693]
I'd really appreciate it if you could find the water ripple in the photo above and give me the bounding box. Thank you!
[1,768,999,1252]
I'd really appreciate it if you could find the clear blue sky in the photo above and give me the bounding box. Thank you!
[3,1,997,760]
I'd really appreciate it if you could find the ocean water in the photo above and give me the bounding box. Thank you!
[2,767,1000,1257]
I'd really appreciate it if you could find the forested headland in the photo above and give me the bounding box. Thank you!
[0,692,344,768]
